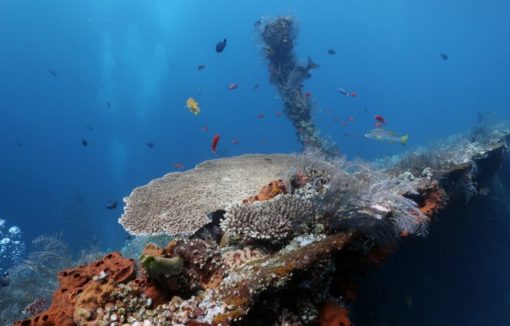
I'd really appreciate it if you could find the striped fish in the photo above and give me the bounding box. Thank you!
[364,128,409,145]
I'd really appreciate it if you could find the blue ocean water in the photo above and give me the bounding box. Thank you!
[1,0,509,324]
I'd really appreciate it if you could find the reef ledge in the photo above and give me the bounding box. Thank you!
[15,124,510,326]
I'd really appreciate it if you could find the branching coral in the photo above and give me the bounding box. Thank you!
[221,194,314,242]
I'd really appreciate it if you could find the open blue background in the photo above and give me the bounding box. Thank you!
[0,0,509,254]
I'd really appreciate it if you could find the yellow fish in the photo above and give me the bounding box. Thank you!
[186,97,200,115]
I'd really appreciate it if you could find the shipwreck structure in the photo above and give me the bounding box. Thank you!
[12,16,510,326]
[260,16,337,156]
[14,120,510,325]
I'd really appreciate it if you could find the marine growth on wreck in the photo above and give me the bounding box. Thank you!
[7,15,510,326]
[13,117,510,325]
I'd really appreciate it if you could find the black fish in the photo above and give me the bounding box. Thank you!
[106,201,118,209]
[145,141,155,148]
[252,84,260,91]
[215,39,227,53]
[106,102,111,109]
[440,53,448,60]
[81,138,88,146]
[197,64,206,70]
[49,70,58,77]
[190,210,225,243]
[327,48,337,55]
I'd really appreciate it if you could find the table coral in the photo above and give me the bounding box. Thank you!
[120,154,295,237]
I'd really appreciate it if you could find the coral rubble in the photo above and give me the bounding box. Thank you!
[16,122,510,326]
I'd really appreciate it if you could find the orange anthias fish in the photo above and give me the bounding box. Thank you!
[350,92,358,97]
[276,111,282,117]
[228,83,239,90]
[347,116,355,122]
[201,125,209,132]
[231,139,240,144]
[304,92,312,97]
[211,133,220,153]
[257,113,265,119]
[186,97,200,115]
[173,163,185,169]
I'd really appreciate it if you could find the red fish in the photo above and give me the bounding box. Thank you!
[374,115,385,123]
[257,113,265,119]
[201,125,208,132]
[350,92,358,97]
[211,133,220,153]
[231,139,240,144]
[347,116,355,121]
[173,163,185,169]
[374,122,383,128]
[341,121,348,127]
[228,83,239,90]
[304,92,312,97]
[275,111,282,117]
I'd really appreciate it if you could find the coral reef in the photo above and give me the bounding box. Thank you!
[15,126,510,325]
[120,154,295,237]
[7,12,510,326]
[260,16,338,156]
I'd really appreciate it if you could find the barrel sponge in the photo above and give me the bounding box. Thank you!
[221,194,314,241]
[119,154,295,236]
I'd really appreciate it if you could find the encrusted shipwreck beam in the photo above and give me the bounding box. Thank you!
[260,16,337,156]
[15,124,509,326]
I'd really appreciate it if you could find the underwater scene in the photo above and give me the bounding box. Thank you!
[1,0,510,325]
